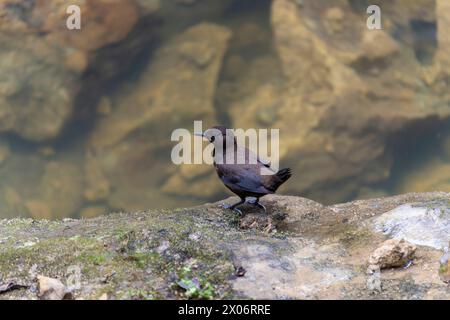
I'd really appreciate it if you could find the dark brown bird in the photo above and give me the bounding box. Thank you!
[197,126,292,215]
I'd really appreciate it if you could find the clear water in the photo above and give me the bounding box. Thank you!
[0,0,449,219]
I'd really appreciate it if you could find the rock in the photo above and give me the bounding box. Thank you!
[83,154,110,202]
[359,28,400,61]
[135,0,160,13]
[161,164,221,199]
[443,135,450,160]
[37,276,72,300]
[88,22,231,210]
[435,0,450,69]
[99,292,110,300]
[0,145,93,220]
[89,22,231,149]
[209,0,447,207]
[0,151,50,219]
[35,162,84,219]
[0,32,79,141]
[369,239,416,269]
[37,147,56,158]
[154,0,232,39]
[43,0,139,53]
[0,0,151,141]
[0,187,24,220]
[25,200,52,220]
[232,22,271,49]
[373,203,450,249]
[366,265,382,293]
[227,83,282,128]
[97,96,113,116]
[0,140,10,166]
[396,158,450,195]
[0,192,449,300]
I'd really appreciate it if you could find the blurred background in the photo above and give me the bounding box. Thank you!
[0,0,449,219]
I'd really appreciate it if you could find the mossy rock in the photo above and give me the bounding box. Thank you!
[0,193,449,300]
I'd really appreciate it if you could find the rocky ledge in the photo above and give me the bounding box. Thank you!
[0,192,449,300]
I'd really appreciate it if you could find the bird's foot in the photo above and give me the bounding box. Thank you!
[221,203,244,216]
[254,202,266,213]
[232,207,243,216]
[247,199,266,213]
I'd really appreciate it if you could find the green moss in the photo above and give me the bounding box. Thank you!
[126,289,157,300]
[78,252,109,266]
[224,211,241,228]
[126,252,162,269]
[174,266,215,299]
[0,207,242,299]
[113,228,134,242]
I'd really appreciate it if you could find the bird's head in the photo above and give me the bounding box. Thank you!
[195,126,235,146]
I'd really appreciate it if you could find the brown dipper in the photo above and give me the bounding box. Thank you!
[197,126,292,215]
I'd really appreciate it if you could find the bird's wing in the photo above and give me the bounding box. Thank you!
[235,145,273,169]
[257,154,271,168]
[218,164,272,194]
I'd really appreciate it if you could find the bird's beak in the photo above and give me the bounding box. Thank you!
[194,133,204,137]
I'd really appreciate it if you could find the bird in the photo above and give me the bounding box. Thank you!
[196,126,292,215]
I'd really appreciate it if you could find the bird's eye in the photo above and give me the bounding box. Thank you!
[210,136,215,142]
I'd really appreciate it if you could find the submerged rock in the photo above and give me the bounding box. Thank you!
[211,0,450,204]
[0,0,154,141]
[31,162,84,219]
[0,141,10,166]
[88,22,231,210]
[0,192,448,300]
[396,158,450,195]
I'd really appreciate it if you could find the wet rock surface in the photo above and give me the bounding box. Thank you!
[373,203,450,249]
[0,192,449,300]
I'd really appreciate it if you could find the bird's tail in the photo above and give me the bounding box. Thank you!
[267,168,292,192]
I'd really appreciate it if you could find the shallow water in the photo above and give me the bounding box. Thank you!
[0,0,449,219]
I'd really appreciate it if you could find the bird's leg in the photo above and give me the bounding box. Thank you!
[251,198,266,213]
[222,198,246,215]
